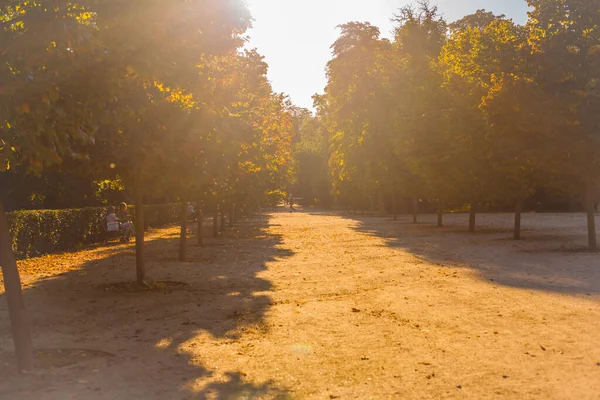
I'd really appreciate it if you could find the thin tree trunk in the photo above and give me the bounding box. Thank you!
[392,192,397,221]
[220,207,225,231]
[0,202,33,371]
[585,182,597,251]
[213,207,219,238]
[197,207,203,247]
[514,195,523,241]
[469,199,477,233]
[229,204,234,228]
[437,199,443,227]
[179,193,188,262]
[133,175,145,283]
[378,190,386,217]
[412,197,418,224]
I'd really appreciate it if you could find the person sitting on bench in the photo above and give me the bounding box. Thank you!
[105,206,120,233]
[117,202,133,242]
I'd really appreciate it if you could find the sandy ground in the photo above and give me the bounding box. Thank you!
[0,209,599,399]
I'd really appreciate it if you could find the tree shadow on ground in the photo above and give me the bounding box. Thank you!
[0,213,294,399]
[328,211,600,296]
[198,372,293,399]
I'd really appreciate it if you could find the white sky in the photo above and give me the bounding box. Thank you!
[245,0,529,109]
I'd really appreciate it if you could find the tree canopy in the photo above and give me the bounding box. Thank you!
[312,0,599,239]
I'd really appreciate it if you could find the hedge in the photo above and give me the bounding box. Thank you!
[7,203,181,259]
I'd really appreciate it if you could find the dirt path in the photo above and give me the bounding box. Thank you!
[1,210,599,399]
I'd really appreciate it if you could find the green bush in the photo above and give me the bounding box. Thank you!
[7,203,181,259]
[265,190,285,207]
[140,204,181,229]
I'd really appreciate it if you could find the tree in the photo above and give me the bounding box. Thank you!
[450,9,506,33]
[440,15,531,233]
[324,22,392,212]
[391,2,451,226]
[0,0,256,368]
[526,0,600,249]
[291,113,331,207]
[87,0,253,276]
[0,0,102,371]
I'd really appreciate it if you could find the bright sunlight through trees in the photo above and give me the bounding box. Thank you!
[0,0,599,398]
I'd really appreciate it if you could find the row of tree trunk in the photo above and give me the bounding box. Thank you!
[179,202,237,262]
[1,186,596,372]
[0,187,243,371]
[435,197,525,241]
[354,190,597,251]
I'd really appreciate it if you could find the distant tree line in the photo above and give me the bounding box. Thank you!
[292,1,600,247]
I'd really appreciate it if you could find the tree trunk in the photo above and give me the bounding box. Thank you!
[514,195,523,241]
[392,191,397,221]
[378,190,386,217]
[0,202,33,371]
[412,197,418,224]
[179,193,188,262]
[469,199,477,233]
[133,176,145,283]
[213,208,219,238]
[437,199,443,227]
[220,207,225,231]
[197,208,204,247]
[585,182,597,251]
[229,203,234,228]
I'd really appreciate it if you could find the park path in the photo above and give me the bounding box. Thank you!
[1,209,600,399]
[228,210,600,399]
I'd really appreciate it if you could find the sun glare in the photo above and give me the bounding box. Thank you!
[245,0,528,109]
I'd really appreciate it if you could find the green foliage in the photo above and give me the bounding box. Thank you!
[264,190,285,208]
[140,204,182,230]
[0,0,293,221]
[324,21,393,204]
[94,177,126,206]
[319,0,600,218]
[7,204,181,259]
[289,110,331,206]
[7,208,107,259]
[450,9,506,33]
[525,0,600,187]
[0,166,127,210]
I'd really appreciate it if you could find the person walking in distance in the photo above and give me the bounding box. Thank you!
[288,193,296,213]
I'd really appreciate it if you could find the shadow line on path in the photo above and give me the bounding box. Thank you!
[311,210,600,296]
